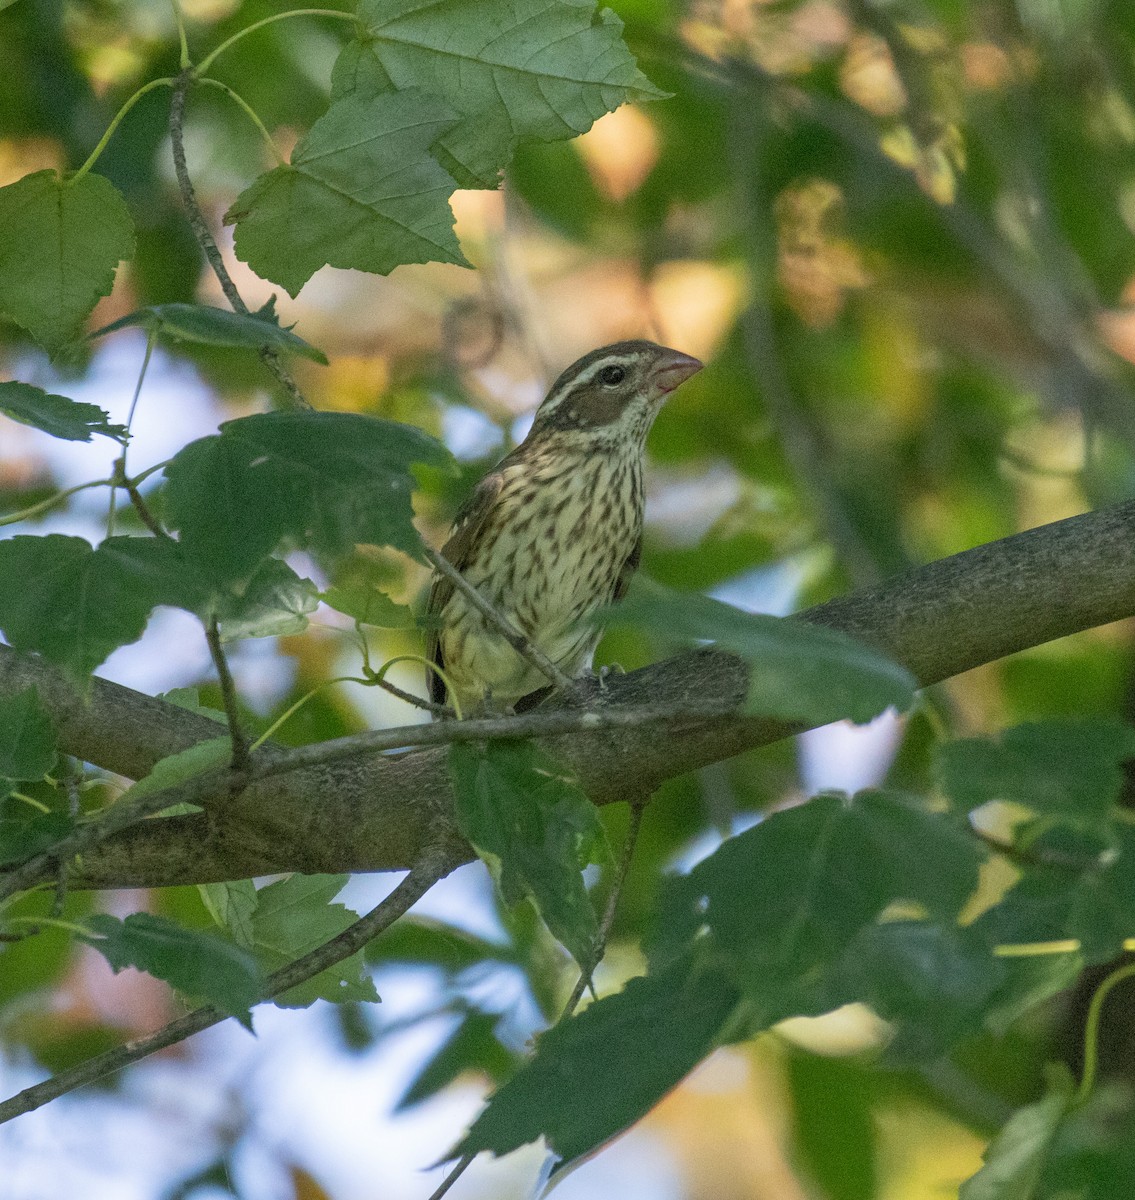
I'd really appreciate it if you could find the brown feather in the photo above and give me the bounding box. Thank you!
[425,471,506,704]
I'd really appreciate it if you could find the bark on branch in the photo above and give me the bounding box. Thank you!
[2,500,1133,890]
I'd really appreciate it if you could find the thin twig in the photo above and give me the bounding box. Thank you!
[423,547,576,696]
[206,616,249,773]
[167,69,310,409]
[121,472,166,537]
[0,846,456,1126]
[562,797,646,1016]
[0,701,729,902]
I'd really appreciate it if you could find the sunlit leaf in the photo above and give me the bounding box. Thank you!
[225,90,466,296]
[0,170,134,350]
[334,0,666,187]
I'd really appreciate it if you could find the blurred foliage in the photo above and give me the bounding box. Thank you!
[2,0,1135,1197]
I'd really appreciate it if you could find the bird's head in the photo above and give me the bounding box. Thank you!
[526,340,703,450]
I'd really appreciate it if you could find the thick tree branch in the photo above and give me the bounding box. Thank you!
[2,500,1134,889]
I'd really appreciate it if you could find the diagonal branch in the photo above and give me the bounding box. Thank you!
[0,844,458,1126]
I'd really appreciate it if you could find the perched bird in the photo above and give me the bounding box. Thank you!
[426,340,702,714]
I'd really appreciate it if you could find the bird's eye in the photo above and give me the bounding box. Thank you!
[597,363,626,386]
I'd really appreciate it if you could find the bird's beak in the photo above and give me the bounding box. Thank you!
[652,350,703,396]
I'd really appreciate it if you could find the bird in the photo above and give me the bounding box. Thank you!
[425,340,703,715]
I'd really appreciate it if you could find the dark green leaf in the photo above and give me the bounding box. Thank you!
[215,558,319,641]
[398,1009,517,1110]
[0,380,127,442]
[81,912,264,1025]
[449,740,610,967]
[0,686,56,781]
[454,947,739,1164]
[0,170,134,350]
[603,584,917,724]
[936,720,1135,822]
[334,0,666,187]
[225,90,466,297]
[826,920,1007,1063]
[0,811,74,866]
[651,791,983,1016]
[984,952,1084,1035]
[370,915,513,972]
[959,1069,1074,1200]
[163,410,453,585]
[0,535,181,680]
[248,873,379,1007]
[91,301,328,364]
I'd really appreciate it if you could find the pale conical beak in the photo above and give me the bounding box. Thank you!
[652,350,703,396]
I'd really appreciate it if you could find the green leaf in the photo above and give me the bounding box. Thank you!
[91,300,329,364]
[449,741,610,967]
[959,1069,1074,1200]
[0,535,179,680]
[651,791,983,1016]
[116,738,231,815]
[248,873,379,1007]
[225,90,466,297]
[398,1009,517,1110]
[0,687,57,781]
[826,920,1007,1063]
[0,380,127,442]
[81,912,265,1026]
[199,879,259,949]
[936,720,1135,822]
[215,558,319,641]
[369,915,514,972]
[454,947,740,1165]
[0,170,134,350]
[334,0,666,187]
[321,556,418,628]
[163,409,453,585]
[159,687,227,724]
[0,811,74,866]
[603,584,917,725]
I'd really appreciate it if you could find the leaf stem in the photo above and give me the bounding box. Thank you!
[370,652,457,718]
[69,78,175,185]
[250,676,372,751]
[1075,960,1135,1105]
[0,478,115,528]
[169,0,190,69]
[0,846,456,1126]
[108,328,157,538]
[195,77,287,165]
[194,8,360,76]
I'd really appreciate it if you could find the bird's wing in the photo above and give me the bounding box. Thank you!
[611,532,643,604]
[425,470,506,705]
